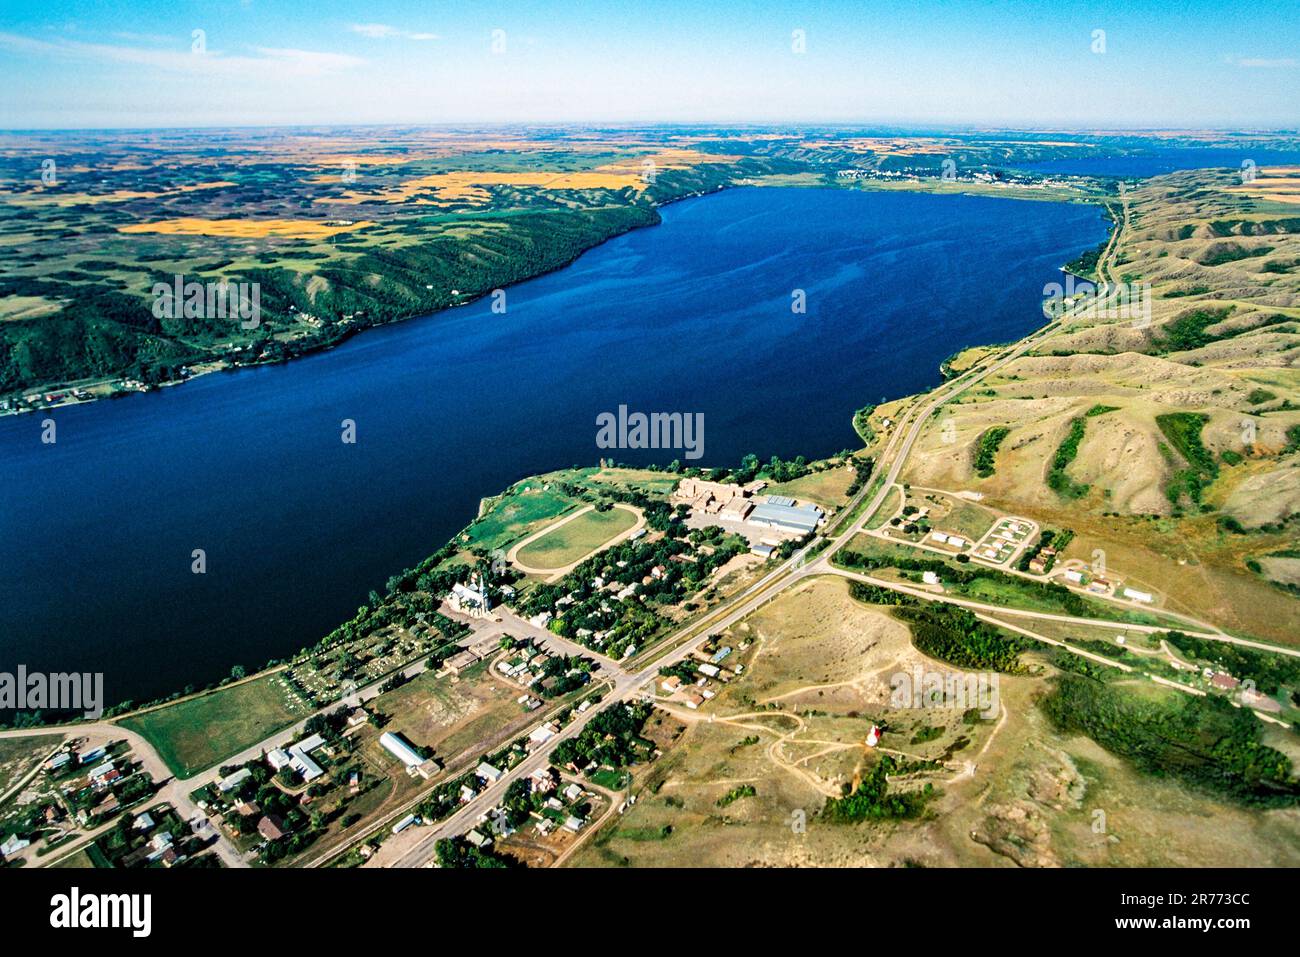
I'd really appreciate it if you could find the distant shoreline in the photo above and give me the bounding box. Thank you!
[3,175,1098,420]
[3,188,777,419]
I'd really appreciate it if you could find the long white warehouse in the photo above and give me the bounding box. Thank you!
[379,731,426,768]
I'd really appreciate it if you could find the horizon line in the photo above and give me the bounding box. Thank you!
[2,121,1298,135]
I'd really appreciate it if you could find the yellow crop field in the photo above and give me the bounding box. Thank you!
[1223,167,1300,205]
[317,151,730,206]
[118,217,376,238]
[318,169,650,205]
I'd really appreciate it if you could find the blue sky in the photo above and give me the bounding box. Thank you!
[1,0,1296,129]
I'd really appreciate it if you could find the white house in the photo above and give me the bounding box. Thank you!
[0,834,30,857]
[217,767,252,793]
[528,723,557,746]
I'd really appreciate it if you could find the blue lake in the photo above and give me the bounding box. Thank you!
[0,186,1107,707]
[1017,148,1300,178]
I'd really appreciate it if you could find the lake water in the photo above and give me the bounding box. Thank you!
[1017,148,1300,178]
[0,187,1107,707]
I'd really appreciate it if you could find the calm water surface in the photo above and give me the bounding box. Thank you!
[1017,148,1300,178]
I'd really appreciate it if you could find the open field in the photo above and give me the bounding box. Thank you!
[0,734,64,795]
[365,659,527,766]
[867,486,902,530]
[572,576,1003,867]
[428,466,681,587]
[319,169,650,205]
[456,482,585,556]
[1224,166,1300,206]
[573,576,1300,867]
[903,488,999,542]
[579,466,680,496]
[514,505,640,571]
[938,668,1300,867]
[762,463,856,508]
[117,217,378,239]
[118,672,309,777]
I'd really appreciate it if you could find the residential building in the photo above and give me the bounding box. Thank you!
[1210,673,1241,691]
[0,834,30,857]
[217,767,252,793]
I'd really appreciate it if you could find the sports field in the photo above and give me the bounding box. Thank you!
[515,505,640,571]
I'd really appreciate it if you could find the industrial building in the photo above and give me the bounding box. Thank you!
[747,500,823,534]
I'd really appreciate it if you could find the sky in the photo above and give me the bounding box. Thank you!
[1,0,1297,129]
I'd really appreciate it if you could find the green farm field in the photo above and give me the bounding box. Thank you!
[118,671,309,777]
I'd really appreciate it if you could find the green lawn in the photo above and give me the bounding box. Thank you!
[867,487,901,530]
[588,768,630,790]
[119,672,308,778]
[515,506,639,570]
[460,482,584,554]
[938,501,997,542]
